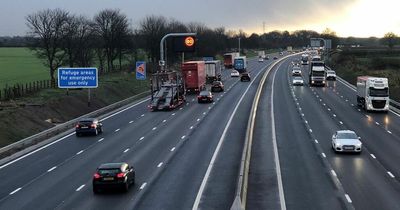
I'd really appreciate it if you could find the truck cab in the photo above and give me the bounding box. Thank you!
[234,56,247,73]
[357,76,389,112]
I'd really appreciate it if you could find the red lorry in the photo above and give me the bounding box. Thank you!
[181,61,206,93]
[223,52,239,68]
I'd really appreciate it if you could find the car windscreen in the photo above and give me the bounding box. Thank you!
[98,168,120,175]
[369,87,389,97]
[337,133,357,139]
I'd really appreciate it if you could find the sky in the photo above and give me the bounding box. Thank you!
[0,0,399,38]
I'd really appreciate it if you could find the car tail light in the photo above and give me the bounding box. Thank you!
[117,172,125,178]
[75,124,80,128]
[93,173,101,179]
[197,96,201,99]
[90,123,96,128]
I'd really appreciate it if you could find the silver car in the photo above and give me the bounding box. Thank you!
[332,130,362,153]
[292,76,304,86]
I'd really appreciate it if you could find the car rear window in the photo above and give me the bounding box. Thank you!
[200,91,210,96]
[98,168,120,175]
[78,121,93,126]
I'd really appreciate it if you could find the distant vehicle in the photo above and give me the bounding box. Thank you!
[233,56,247,73]
[231,70,240,77]
[205,60,222,83]
[357,76,389,112]
[182,61,206,93]
[292,76,304,86]
[197,90,213,103]
[309,61,326,86]
[149,71,185,111]
[75,118,103,136]
[265,55,270,60]
[92,162,135,193]
[211,81,224,92]
[258,57,264,62]
[279,52,284,56]
[311,55,321,61]
[223,52,240,68]
[332,130,362,153]
[292,67,302,76]
[301,54,309,65]
[257,50,266,59]
[273,56,278,60]
[240,72,251,82]
[325,70,336,80]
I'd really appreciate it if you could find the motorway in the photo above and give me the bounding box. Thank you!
[0,55,276,209]
[247,56,400,210]
[2,53,400,210]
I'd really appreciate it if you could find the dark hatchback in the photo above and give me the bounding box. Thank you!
[240,73,251,82]
[211,81,224,92]
[75,118,103,136]
[197,90,213,103]
[93,162,135,193]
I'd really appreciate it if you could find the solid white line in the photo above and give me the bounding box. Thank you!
[0,132,74,170]
[129,121,134,124]
[115,128,120,132]
[181,135,186,139]
[163,119,167,123]
[139,137,144,141]
[192,62,268,210]
[331,170,337,177]
[76,184,85,191]
[388,130,392,134]
[370,154,376,159]
[170,147,176,152]
[157,162,163,168]
[98,138,104,142]
[140,182,147,190]
[315,139,319,144]
[123,149,130,153]
[345,194,352,203]
[152,127,157,130]
[9,188,21,195]
[322,153,326,158]
[76,150,84,155]
[388,172,395,178]
[190,126,194,130]
[47,166,57,172]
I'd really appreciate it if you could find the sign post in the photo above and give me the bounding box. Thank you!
[58,67,98,107]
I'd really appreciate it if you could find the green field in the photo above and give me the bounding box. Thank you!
[0,47,49,89]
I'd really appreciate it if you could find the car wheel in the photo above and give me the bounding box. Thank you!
[76,132,81,137]
[93,186,99,194]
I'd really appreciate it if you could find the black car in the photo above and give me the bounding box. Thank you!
[240,73,251,82]
[273,56,278,60]
[211,81,224,92]
[197,90,213,103]
[75,118,103,136]
[93,162,135,193]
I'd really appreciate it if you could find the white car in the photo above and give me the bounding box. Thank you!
[258,58,264,62]
[326,70,336,80]
[231,70,240,77]
[292,76,304,86]
[332,130,362,153]
[292,67,301,76]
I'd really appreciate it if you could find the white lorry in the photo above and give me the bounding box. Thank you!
[357,76,389,112]
[205,60,222,83]
[258,51,265,62]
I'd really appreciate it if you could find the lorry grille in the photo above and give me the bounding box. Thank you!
[372,100,386,109]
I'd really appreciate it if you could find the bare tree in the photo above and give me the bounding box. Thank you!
[74,16,95,67]
[139,15,167,64]
[26,9,69,85]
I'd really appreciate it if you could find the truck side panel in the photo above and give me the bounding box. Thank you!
[182,61,206,92]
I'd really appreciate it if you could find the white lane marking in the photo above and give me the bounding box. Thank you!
[129,121,134,124]
[351,104,354,106]
[181,135,186,139]
[170,147,176,152]
[388,172,395,178]
[76,184,85,192]
[163,119,167,123]
[197,118,200,122]
[345,194,352,203]
[208,107,211,110]
[305,120,308,124]
[100,98,150,121]
[328,108,331,111]
[375,122,380,125]
[180,108,183,110]
[172,113,176,116]
[346,99,348,102]
[358,109,361,112]
[115,128,120,132]
[192,62,270,210]
[339,121,343,125]
[322,153,326,158]
[331,170,337,177]
[341,95,344,98]
[315,139,319,144]
[388,130,392,134]
[192,99,195,102]
[152,127,157,130]
[76,150,84,155]
[139,137,145,141]
[203,112,206,115]
[157,162,163,168]
[299,108,302,111]
[213,102,216,105]
[217,98,220,101]
[0,132,74,170]
[333,114,336,117]
[123,149,130,153]
[301,113,305,117]
[141,114,145,117]
[190,126,194,130]
[365,114,369,118]
[309,129,313,133]
[186,103,190,106]
[370,154,376,159]
[140,182,147,190]
[47,166,57,172]
[98,138,104,142]
[9,188,21,195]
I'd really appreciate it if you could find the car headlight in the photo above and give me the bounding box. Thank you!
[368,103,373,109]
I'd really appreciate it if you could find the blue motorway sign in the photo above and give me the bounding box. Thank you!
[136,61,146,80]
[58,68,98,88]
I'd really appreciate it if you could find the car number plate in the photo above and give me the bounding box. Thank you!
[103,177,114,181]
[81,126,88,129]
[344,146,354,150]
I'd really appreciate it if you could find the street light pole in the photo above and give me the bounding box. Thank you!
[238,37,241,55]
